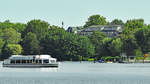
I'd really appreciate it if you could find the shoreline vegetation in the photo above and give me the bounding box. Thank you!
[0,14,150,63]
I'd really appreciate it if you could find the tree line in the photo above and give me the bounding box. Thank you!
[84,15,150,61]
[0,20,94,61]
[0,14,150,61]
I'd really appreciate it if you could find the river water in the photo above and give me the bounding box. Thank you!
[0,61,150,84]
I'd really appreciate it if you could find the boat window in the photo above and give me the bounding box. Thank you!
[39,60,42,63]
[35,60,42,64]
[27,60,32,63]
[16,60,21,64]
[22,60,26,64]
[43,59,49,63]
[10,60,15,64]
[51,60,55,63]
[36,60,38,63]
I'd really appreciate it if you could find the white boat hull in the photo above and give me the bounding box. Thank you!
[3,63,58,68]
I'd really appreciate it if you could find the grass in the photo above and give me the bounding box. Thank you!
[88,58,95,61]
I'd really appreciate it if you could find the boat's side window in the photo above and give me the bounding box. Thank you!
[28,60,32,63]
[10,60,15,64]
[51,60,55,63]
[22,60,26,64]
[35,59,42,63]
[16,60,21,64]
[43,59,49,63]
[36,60,38,63]
[39,60,42,63]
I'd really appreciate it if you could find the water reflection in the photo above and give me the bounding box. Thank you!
[0,62,59,72]
[40,68,58,72]
[0,67,59,72]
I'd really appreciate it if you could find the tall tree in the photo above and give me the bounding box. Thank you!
[22,32,39,55]
[2,44,22,59]
[1,28,21,44]
[134,28,150,53]
[84,14,107,28]
[109,38,123,56]
[0,39,4,56]
[120,32,138,56]
[97,37,112,57]
[77,36,95,59]
[24,19,49,40]
[89,31,106,57]
[120,19,146,56]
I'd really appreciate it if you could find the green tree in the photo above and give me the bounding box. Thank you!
[0,39,4,55]
[22,32,39,55]
[0,20,26,33]
[90,31,106,46]
[120,33,138,56]
[3,44,22,59]
[13,23,26,33]
[1,28,21,44]
[110,19,124,25]
[134,48,143,60]
[97,37,112,57]
[109,38,123,56]
[125,19,145,32]
[40,27,95,61]
[24,19,49,40]
[78,36,95,59]
[147,24,150,29]
[89,31,106,57]
[120,19,145,59]
[134,28,150,53]
[84,14,107,28]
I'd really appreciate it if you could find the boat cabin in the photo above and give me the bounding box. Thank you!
[3,55,57,64]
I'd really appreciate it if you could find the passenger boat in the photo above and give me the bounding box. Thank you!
[2,55,58,68]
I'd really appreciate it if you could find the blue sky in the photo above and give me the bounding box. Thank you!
[0,0,150,29]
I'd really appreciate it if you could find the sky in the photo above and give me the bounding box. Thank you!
[0,0,150,29]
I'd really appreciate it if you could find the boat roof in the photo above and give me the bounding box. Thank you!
[9,55,56,60]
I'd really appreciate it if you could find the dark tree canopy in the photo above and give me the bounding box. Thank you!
[97,38,112,57]
[0,38,4,55]
[22,32,39,55]
[24,19,49,40]
[134,28,150,53]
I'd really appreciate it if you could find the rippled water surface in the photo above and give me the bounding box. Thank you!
[0,61,150,84]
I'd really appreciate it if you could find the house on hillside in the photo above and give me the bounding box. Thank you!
[101,25,122,38]
[78,25,104,36]
[78,25,123,38]
[66,26,83,34]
